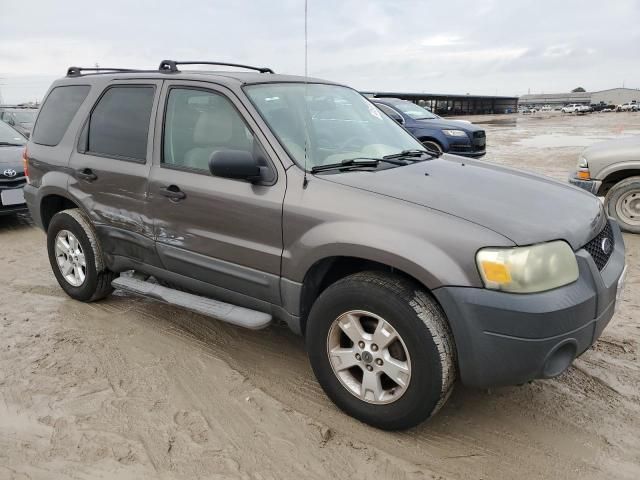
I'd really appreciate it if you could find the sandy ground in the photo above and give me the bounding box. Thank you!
[1,111,639,480]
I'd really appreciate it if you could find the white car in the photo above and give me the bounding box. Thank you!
[618,102,639,112]
[561,104,589,114]
[541,105,553,111]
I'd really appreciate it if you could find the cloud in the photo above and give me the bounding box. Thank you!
[420,35,465,47]
[543,45,574,58]
[0,0,639,102]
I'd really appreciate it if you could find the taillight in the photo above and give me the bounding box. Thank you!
[22,146,29,183]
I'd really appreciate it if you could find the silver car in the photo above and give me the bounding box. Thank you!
[570,136,640,233]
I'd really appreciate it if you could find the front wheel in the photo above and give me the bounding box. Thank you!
[306,271,456,430]
[605,177,640,234]
[47,208,117,301]
[421,140,443,155]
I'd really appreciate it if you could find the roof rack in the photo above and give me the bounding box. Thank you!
[66,60,275,78]
[66,66,143,77]
[158,60,274,74]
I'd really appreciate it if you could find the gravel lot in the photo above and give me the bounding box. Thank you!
[1,111,639,480]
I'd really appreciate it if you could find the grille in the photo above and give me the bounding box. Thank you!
[0,176,26,187]
[583,221,614,270]
[473,131,486,139]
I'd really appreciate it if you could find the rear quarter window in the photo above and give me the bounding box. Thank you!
[32,85,91,146]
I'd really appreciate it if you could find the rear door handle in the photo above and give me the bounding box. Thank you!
[76,168,97,182]
[160,185,186,201]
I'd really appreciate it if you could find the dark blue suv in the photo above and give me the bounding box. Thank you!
[372,98,486,157]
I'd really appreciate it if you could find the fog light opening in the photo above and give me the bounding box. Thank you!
[542,342,577,378]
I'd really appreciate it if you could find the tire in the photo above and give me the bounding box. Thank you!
[421,140,443,155]
[306,271,456,430]
[604,177,640,234]
[47,208,117,301]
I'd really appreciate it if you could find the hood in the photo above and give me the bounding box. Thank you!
[582,136,640,164]
[0,145,25,171]
[319,156,604,250]
[414,117,482,133]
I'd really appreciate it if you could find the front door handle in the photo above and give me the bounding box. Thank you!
[160,185,186,201]
[76,168,97,182]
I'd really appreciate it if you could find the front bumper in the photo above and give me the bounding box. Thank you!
[433,219,626,388]
[449,148,486,158]
[0,204,29,216]
[0,180,29,216]
[447,134,486,157]
[568,171,601,195]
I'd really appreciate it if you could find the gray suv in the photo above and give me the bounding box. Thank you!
[25,61,627,430]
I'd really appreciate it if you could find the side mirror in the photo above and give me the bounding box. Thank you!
[7,118,15,126]
[393,116,404,125]
[209,150,262,183]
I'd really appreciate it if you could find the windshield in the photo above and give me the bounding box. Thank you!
[10,110,37,124]
[389,101,438,120]
[0,120,26,145]
[245,83,424,169]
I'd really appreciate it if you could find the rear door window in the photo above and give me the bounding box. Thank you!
[32,85,90,146]
[84,86,155,161]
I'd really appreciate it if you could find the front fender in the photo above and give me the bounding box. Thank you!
[281,167,514,297]
[411,128,449,149]
[283,219,483,290]
[595,161,640,183]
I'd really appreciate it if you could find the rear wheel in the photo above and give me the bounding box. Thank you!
[605,176,640,234]
[47,209,117,301]
[306,271,456,430]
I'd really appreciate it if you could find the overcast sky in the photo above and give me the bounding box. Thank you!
[1,0,639,103]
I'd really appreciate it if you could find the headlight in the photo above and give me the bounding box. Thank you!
[442,129,467,137]
[577,157,590,180]
[476,241,579,293]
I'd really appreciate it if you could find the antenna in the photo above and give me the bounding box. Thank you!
[302,0,309,188]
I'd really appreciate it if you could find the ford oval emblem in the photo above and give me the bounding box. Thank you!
[601,237,612,256]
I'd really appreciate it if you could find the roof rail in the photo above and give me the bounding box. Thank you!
[158,60,274,74]
[66,66,143,77]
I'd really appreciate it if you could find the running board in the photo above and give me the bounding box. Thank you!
[111,276,272,330]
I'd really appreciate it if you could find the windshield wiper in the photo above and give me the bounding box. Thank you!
[311,157,408,174]
[383,149,440,160]
[0,142,25,147]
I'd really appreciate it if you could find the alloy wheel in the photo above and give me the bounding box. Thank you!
[326,310,411,405]
[54,229,87,287]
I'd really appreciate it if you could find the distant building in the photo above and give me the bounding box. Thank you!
[520,88,640,107]
[591,88,640,106]
[361,91,518,115]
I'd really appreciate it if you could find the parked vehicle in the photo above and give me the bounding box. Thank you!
[520,106,537,114]
[0,120,29,215]
[570,136,640,233]
[618,102,639,112]
[371,98,485,157]
[25,61,627,430]
[0,107,38,138]
[561,104,590,114]
[541,105,552,111]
